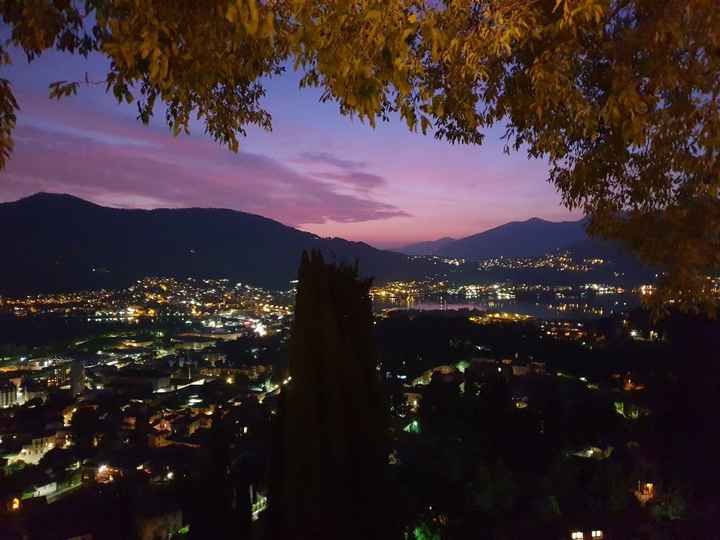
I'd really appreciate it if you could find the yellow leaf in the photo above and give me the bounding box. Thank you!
[260,12,274,38]
[244,0,260,35]
[226,5,238,23]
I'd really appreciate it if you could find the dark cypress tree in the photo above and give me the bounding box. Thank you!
[188,412,252,539]
[268,250,391,540]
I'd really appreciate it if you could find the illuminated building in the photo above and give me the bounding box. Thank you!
[71,360,85,396]
[96,463,121,483]
[404,392,422,413]
[634,481,655,505]
[250,485,268,522]
[570,530,604,539]
[0,380,18,408]
[512,365,530,376]
[468,312,533,325]
[5,435,57,465]
[404,420,421,433]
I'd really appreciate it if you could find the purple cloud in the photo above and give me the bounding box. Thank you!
[298,151,366,170]
[313,171,386,191]
[1,98,410,226]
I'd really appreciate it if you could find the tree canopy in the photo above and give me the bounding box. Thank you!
[1,0,719,310]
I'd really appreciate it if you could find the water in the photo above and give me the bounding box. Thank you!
[374,293,638,320]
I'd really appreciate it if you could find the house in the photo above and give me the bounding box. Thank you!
[570,529,606,539]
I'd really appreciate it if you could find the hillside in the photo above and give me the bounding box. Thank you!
[400,237,457,256]
[0,193,430,295]
[401,217,588,260]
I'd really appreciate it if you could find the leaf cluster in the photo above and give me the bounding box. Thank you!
[1,0,718,310]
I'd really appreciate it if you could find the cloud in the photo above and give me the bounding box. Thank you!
[313,171,386,191]
[1,96,410,226]
[296,150,387,191]
[297,151,366,170]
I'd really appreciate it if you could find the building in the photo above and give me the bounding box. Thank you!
[0,381,18,408]
[250,484,268,522]
[200,364,271,382]
[202,351,227,366]
[22,379,48,404]
[570,529,606,539]
[102,368,172,393]
[634,481,655,505]
[512,364,531,376]
[403,392,422,413]
[5,435,57,466]
[71,360,85,396]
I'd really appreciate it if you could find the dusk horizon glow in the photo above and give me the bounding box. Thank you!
[0,49,581,249]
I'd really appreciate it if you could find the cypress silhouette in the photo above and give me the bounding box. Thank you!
[268,251,390,540]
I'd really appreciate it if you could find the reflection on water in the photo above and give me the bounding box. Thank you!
[374,293,638,320]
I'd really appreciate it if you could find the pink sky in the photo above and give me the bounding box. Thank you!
[0,50,581,248]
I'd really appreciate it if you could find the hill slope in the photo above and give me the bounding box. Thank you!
[401,217,588,260]
[400,237,457,256]
[401,216,654,284]
[0,193,428,295]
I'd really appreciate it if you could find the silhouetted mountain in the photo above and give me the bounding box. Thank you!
[399,237,456,256]
[401,216,653,283]
[0,193,431,295]
[409,217,589,260]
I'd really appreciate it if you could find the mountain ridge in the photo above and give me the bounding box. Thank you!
[400,217,589,259]
[400,236,457,256]
[0,193,429,295]
[1,194,651,296]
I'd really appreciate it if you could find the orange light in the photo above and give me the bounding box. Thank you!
[11,497,20,511]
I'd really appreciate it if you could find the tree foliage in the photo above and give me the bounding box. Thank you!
[1,0,719,309]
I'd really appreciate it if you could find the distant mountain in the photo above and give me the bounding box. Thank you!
[404,217,589,260]
[400,237,456,256]
[402,216,654,283]
[0,193,432,295]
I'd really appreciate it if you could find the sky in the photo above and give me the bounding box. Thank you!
[0,49,581,248]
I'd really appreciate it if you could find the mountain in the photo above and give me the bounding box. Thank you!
[402,217,588,260]
[400,237,456,256]
[401,216,654,284]
[0,193,432,295]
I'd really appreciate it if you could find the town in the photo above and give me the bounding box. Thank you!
[2,273,715,538]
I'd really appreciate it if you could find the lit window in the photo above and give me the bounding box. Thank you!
[591,532,603,539]
[571,533,584,540]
